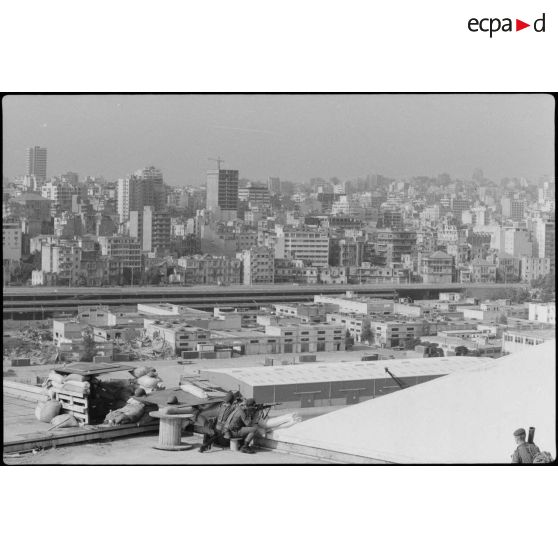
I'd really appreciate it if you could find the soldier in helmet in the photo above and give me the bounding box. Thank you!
[511,428,541,464]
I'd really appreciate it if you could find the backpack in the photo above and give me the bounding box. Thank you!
[532,451,554,464]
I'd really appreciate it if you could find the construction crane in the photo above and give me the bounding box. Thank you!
[384,367,407,390]
[208,156,225,170]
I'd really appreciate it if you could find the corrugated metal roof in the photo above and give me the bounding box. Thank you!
[204,357,493,386]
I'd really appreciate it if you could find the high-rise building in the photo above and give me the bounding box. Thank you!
[268,177,281,193]
[378,202,403,229]
[2,221,22,262]
[502,197,525,220]
[98,236,142,273]
[375,230,417,265]
[142,206,171,254]
[238,183,271,209]
[275,229,330,267]
[533,219,555,272]
[26,146,47,182]
[206,169,239,220]
[239,246,274,285]
[117,166,165,223]
[520,257,551,282]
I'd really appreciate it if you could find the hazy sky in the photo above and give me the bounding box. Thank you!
[3,94,554,186]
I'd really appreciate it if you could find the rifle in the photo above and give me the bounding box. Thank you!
[528,426,535,444]
[251,402,282,420]
[384,367,406,390]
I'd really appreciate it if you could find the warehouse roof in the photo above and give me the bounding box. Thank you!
[203,356,492,386]
[506,329,556,340]
[269,341,556,463]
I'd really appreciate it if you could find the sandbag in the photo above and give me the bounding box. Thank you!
[64,380,90,390]
[137,375,161,389]
[65,373,86,382]
[50,414,79,428]
[104,410,130,425]
[51,381,65,391]
[180,383,208,399]
[48,371,65,384]
[118,398,146,422]
[258,413,302,431]
[35,400,62,422]
[132,366,150,379]
[61,382,90,396]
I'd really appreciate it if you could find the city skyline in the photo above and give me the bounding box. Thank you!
[3,94,554,185]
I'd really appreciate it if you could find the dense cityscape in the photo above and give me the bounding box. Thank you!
[3,148,555,291]
[2,105,555,464]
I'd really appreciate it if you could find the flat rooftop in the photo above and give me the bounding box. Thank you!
[203,357,492,386]
[506,329,556,340]
[211,329,271,339]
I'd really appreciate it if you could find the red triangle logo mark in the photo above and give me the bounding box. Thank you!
[516,19,530,31]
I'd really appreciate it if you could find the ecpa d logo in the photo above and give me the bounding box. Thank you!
[468,13,546,37]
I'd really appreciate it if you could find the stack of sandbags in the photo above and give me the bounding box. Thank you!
[44,371,90,395]
[61,379,90,396]
[45,371,66,392]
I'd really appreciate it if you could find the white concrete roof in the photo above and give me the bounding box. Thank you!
[204,357,493,386]
[270,341,556,463]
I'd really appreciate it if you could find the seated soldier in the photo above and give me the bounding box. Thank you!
[224,398,259,454]
[199,391,237,453]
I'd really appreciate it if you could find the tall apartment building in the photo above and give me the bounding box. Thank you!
[375,230,417,265]
[330,238,365,267]
[140,206,171,253]
[2,221,22,261]
[238,183,271,209]
[206,169,239,220]
[420,251,454,283]
[98,236,142,272]
[26,146,48,183]
[450,198,470,220]
[239,246,274,285]
[378,203,403,229]
[520,257,551,282]
[502,197,525,220]
[533,219,555,272]
[275,229,330,267]
[117,166,166,223]
[41,241,82,285]
[268,177,281,193]
[41,181,74,212]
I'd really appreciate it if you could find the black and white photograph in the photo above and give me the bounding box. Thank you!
[2,94,555,465]
[1,3,557,558]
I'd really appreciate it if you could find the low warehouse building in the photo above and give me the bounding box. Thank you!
[202,357,491,408]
